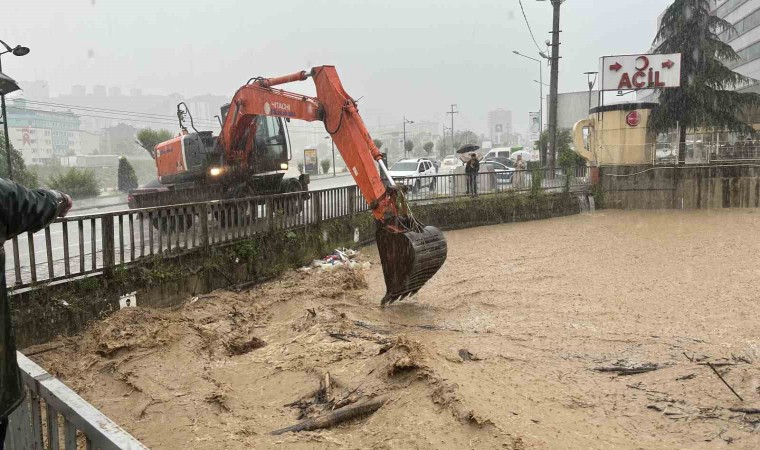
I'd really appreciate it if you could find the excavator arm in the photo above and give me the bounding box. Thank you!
[218,66,447,304]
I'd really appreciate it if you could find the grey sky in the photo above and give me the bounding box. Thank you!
[5,0,673,134]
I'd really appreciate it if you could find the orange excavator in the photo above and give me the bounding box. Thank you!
[135,66,447,305]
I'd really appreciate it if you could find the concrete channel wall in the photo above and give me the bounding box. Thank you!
[600,164,760,209]
[12,191,588,348]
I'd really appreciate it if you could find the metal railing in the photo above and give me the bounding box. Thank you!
[652,143,760,165]
[5,352,147,449]
[5,171,589,289]
[396,167,590,201]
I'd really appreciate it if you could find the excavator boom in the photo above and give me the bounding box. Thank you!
[216,66,448,304]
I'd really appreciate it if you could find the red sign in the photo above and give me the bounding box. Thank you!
[625,111,641,127]
[601,53,681,91]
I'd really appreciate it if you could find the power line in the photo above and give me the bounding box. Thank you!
[17,99,218,125]
[518,0,544,53]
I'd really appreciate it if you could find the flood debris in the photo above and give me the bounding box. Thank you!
[594,360,663,376]
[271,395,388,435]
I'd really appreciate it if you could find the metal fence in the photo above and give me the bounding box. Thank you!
[5,169,589,289]
[5,352,147,449]
[653,143,760,165]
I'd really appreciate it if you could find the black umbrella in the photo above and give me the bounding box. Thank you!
[456,143,480,154]
[0,71,20,95]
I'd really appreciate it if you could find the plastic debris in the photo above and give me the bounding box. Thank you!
[301,248,370,272]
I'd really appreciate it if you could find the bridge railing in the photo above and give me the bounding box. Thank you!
[5,171,588,290]
[5,352,147,449]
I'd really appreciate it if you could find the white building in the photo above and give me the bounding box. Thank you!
[487,109,512,145]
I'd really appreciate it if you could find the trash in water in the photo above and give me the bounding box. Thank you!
[300,248,371,272]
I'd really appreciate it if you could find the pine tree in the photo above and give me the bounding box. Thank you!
[649,0,760,163]
[117,157,139,192]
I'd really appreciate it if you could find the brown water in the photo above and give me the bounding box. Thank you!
[32,209,760,449]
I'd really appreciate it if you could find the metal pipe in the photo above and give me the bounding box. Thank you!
[377,159,396,186]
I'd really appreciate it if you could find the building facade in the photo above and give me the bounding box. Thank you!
[6,99,81,165]
[487,109,512,145]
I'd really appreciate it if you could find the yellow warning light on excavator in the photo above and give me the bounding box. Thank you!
[280,163,288,170]
[209,167,223,177]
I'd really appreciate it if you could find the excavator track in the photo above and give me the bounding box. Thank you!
[377,224,448,305]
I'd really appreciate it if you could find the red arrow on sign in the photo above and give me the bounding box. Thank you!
[662,59,675,69]
[609,62,622,71]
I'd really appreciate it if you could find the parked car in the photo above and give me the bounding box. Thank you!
[388,158,438,192]
[441,154,461,173]
[483,160,515,185]
[484,148,512,161]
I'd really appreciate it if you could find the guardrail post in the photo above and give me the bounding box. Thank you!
[200,203,210,255]
[313,192,322,224]
[102,215,115,276]
[348,187,356,217]
[266,197,275,231]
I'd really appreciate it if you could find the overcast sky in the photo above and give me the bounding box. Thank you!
[5,0,673,134]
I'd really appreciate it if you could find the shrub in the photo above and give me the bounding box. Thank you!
[48,168,101,199]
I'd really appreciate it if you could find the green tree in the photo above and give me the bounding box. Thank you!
[136,128,174,159]
[404,140,414,154]
[296,161,304,174]
[117,157,139,192]
[372,138,383,150]
[47,168,101,199]
[649,0,760,163]
[0,133,39,188]
[423,141,434,156]
[452,130,479,150]
[536,129,582,170]
[320,158,331,175]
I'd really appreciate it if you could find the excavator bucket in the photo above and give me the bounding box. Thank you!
[376,224,448,305]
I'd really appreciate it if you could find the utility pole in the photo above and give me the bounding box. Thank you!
[403,116,414,158]
[446,104,458,151]
[547,0,562,173]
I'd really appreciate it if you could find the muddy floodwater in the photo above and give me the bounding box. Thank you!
[32,209,760,449]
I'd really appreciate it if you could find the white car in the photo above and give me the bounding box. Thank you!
[388,158,438,192]
[441,155,461,173]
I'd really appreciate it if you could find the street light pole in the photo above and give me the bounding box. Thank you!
[584,71,598,114]
[0,58,10,180]
[0,39,30,181]
[331,139,336,177]
[446,105,458,151]
[403,116,414,158]
[514,51,544,163]
[324,135,336,176]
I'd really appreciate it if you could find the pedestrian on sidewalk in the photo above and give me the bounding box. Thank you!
[465,153,480,195]
[0,179,72,446]
[513,154,527,189]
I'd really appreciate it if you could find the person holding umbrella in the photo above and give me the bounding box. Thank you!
[457,144,481,196]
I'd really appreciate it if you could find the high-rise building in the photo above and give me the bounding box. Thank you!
[5,99,81,165]
[487,109,512,145]
[711,0,760,92]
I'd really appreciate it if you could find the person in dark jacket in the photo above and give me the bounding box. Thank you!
[0,179,71,444]
[465,153,480,195]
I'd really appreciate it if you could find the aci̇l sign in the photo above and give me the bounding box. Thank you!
[600,53,681,92]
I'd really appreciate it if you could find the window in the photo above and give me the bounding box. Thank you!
[715,0,751,18]
[729,40,760,68]
[720,6,760,41]
[254,115,286,160]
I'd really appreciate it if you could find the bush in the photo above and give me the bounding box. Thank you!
[320,158,331,175]
[297,161,304,174]
[48,168,101,199]
[117,157,139,192]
